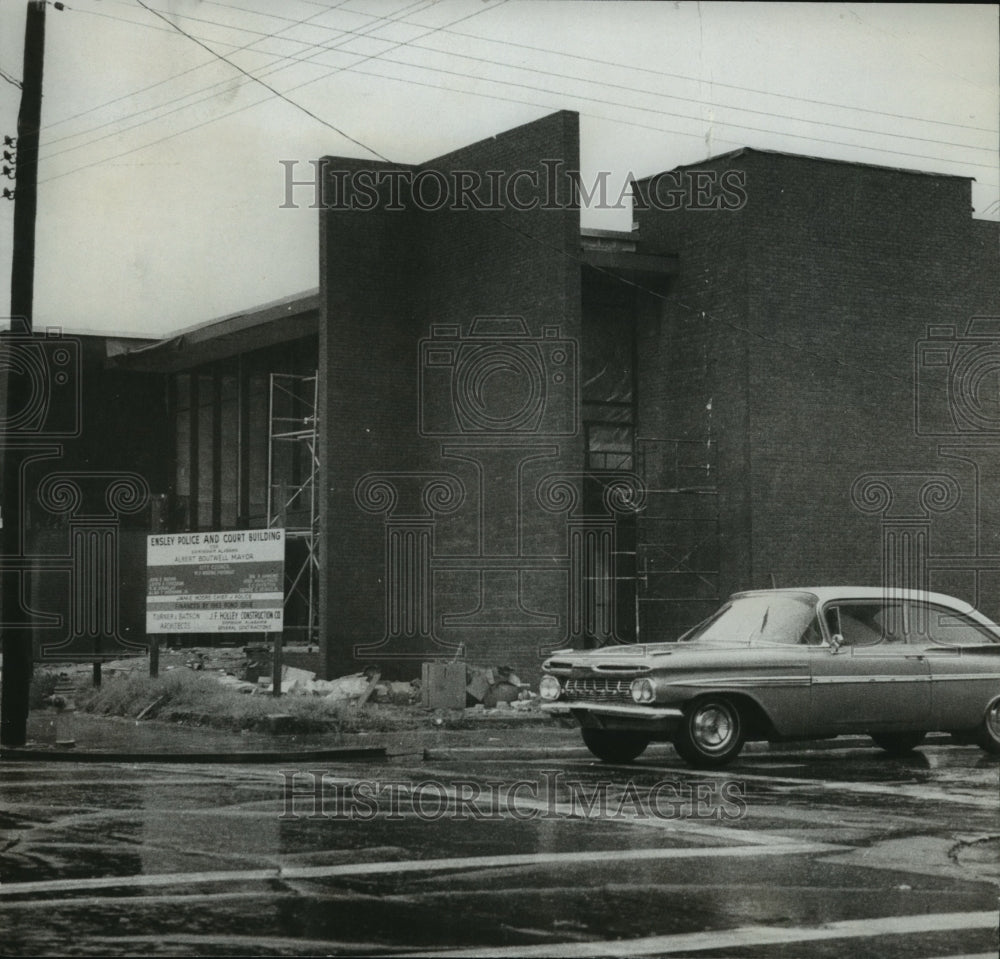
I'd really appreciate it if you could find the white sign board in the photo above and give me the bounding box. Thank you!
[146,529,285,633]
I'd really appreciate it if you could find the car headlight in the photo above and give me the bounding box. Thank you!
[630,678,655,704]
[538,675,562,701]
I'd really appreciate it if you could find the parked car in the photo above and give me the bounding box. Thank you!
[539,587,1000,768]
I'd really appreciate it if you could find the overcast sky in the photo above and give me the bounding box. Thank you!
[0,0,996,337]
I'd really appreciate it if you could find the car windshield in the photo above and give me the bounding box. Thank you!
[678,593,821,645]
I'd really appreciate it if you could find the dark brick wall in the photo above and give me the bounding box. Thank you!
[319,126,1000,673]
[635,149,999,624]
[740,154,998,614]
[319,112,583,679]
[20,337,170,660]
[632,166,750,636]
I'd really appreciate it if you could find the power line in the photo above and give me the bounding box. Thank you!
[78,1,1000,155]
[39,44,999,192]
[37,0,509,183]
[0,67,23,90]
[45,19,995,179]
[425,20,998,135]
[132,0,392,161]
[48,3,994,176]
[205,0,998,144]
[42,0,434,157]
[352,54,998,171]
[41,0,488,162]
[406,40,994,153]
[42,0,362,135]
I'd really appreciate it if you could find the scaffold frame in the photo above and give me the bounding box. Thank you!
[266,372,320,644]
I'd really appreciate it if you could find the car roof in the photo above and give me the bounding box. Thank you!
[729,586,977,614]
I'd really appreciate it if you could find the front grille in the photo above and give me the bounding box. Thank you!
[563,677,632,703]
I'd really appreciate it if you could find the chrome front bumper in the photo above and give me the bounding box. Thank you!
[540,702,684,721]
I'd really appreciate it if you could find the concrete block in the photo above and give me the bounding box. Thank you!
[422,662,466,709]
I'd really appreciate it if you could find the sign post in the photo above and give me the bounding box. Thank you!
[146,529,285,686]
[270,632,282,697]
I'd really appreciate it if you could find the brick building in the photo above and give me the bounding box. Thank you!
[64,109,999,680]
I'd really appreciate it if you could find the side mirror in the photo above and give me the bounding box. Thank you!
[829,633,844,654]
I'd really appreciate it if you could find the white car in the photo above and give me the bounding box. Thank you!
[539,587,1000,767]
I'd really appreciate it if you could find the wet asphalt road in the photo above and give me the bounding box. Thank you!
[1,742,998,957]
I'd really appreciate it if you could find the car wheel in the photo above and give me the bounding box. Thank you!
[673,697,745,769]
[870,731,927,755]
[581,729,650,763]
[975,698,1000,755]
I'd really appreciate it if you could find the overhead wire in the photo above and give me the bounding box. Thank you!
[133,0,390,161]
[41,0,997,181]
[40,0,372,144]
[37,0,508,183]
[40,0,474,159]
[39,8,995,185]
[60,0,998,153]
[69,0,996,148]
[40,2,438,167]
[164,0,1000,136]
[402,15,998,133]
[0,67,23,90]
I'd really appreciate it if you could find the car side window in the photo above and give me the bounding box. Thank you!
[798,616,824,645]
[825,600,1000,647]
[917,604,1000,646]
[823,602,904,646]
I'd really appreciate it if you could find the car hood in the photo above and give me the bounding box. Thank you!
[543,641,800,673]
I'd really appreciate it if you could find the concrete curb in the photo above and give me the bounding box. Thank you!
[4,723,955,765]
[0,745,387,764]
[422,733,956,762]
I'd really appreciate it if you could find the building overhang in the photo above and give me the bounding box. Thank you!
[580,228,677,283]
[580,248,678,280]
[107,291,319,373]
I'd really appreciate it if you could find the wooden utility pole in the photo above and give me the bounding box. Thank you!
[1,1,47,747]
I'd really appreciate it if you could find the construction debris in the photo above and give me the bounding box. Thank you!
[465,664,534,707]
[35,646,540,719]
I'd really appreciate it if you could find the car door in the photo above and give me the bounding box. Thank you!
[809,600,931,734]
[901,601,1000,730]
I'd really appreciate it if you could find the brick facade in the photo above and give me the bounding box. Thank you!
[100,111,999,681]
[635,149,1000,625]
[319,112,584,678]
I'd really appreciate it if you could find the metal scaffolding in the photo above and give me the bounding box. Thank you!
[267,372,320,644]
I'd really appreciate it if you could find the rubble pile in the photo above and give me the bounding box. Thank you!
[34,646,542,718]
[464,664,536,710]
